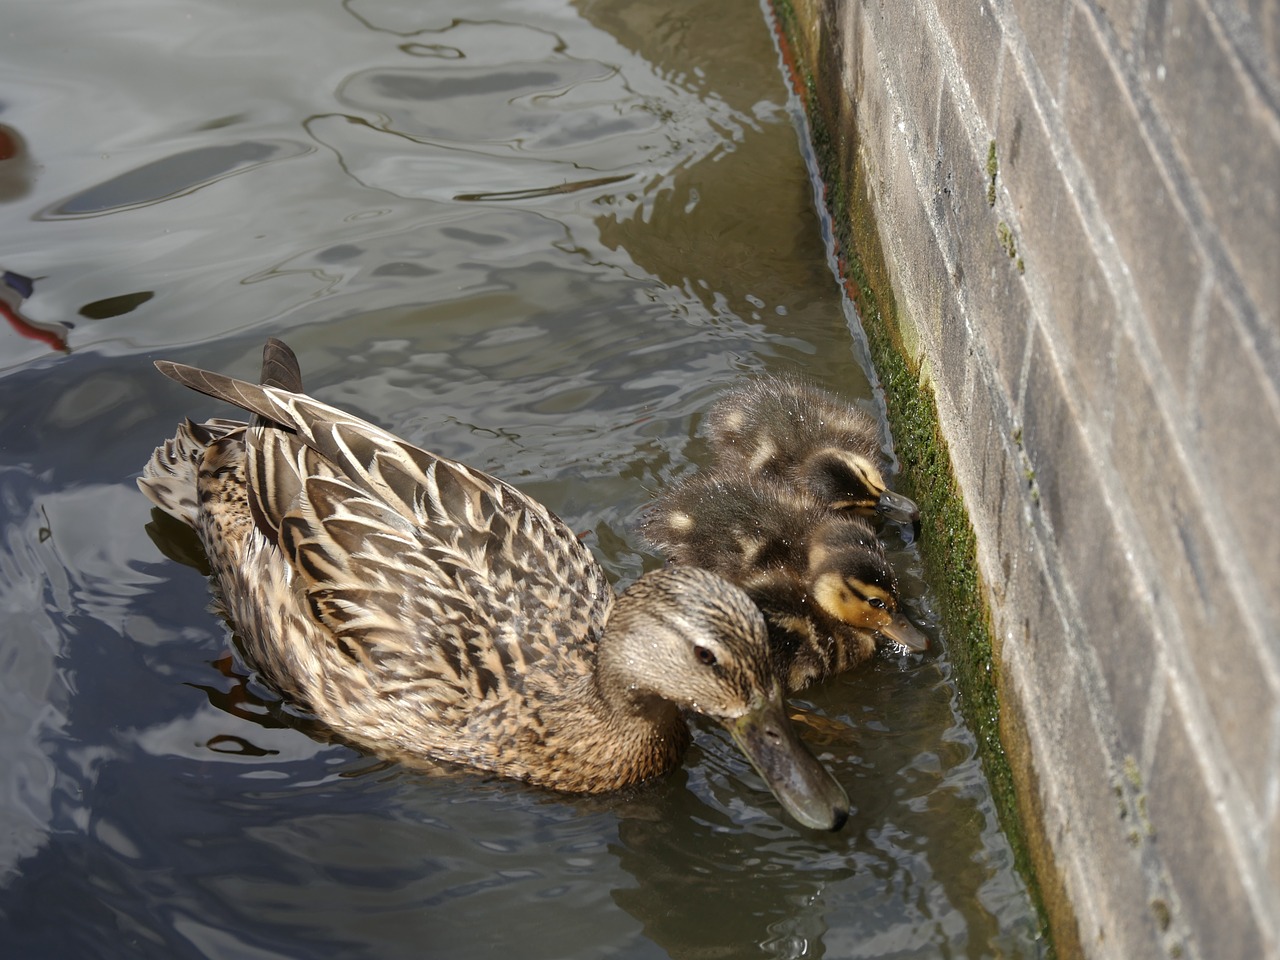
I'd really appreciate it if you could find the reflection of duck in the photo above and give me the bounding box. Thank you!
[642,474,926,692]
[139,339,848,830]
[705,375,919,524]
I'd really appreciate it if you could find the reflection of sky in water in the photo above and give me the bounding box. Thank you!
[0,0,1043,956]
[0,2,763,372]
[0,475,161,884]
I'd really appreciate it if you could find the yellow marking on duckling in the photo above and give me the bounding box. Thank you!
[812,572,895,632]
[666,510,696,533]
[736,533,769,568]
[748,438,778,472]
[717,406,747,435]
[825,452,886,510]
[775,611,819,639]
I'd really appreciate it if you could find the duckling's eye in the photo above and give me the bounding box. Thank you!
[867,597,887,610]
[694,646,718,667]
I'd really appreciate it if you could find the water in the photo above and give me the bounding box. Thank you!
[0,0,1044,956]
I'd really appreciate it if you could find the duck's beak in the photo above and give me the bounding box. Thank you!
[726,693,850,831]
[879,611,929,652]
[876,488,920,524]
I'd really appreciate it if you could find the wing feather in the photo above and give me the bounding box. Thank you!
[156,355,613,707]
[148,343,693,785]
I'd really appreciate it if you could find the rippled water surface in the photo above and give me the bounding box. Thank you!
[0,1,1044,957]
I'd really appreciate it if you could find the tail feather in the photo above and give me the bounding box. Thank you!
[138,418,244,527]
[143,340,304,532]
[154,360,287,425]
[259,337,303,392]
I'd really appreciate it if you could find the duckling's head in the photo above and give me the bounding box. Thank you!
[605,566,849,830]
[806,519,928,653]
[799,448,920,524]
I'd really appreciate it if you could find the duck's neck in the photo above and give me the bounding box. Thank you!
[521,660,690,795]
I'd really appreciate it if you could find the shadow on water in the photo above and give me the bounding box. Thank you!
[0,0,1043,957]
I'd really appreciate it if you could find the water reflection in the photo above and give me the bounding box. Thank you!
[41,141,310,219]
[0,0,1042,956]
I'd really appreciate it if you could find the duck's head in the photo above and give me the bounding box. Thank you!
[605,566,849,831]
[799,448,920,524]
[807,519,928,653]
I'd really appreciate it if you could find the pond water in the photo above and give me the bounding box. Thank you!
[0,0,1045,957]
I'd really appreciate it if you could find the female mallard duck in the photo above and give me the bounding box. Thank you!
[705,375,920,524]
[139,339,848,831]
[641,473,927,692]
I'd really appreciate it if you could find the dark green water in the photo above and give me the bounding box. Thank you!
[0,0,1043,956]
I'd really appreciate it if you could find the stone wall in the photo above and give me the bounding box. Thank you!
[772,1,1279,957]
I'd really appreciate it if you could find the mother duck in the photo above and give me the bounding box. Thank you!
[139,339,848,831]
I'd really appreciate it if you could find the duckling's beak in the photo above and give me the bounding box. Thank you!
[876,488,920,524]
[879,611,929,652]
[726,694,850,831]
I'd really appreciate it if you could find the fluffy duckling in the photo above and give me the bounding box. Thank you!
[641,473,927,692]
[705,375,919,524]
[138,340,848,831]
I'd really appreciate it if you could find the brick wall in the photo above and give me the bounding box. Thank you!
[775,1,1279,957]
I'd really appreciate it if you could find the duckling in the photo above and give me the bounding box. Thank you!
[138,339,848,831]
[640,473,927,692]
[704,375,919,524]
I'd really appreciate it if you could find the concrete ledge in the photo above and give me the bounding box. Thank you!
[771,1,1280,957]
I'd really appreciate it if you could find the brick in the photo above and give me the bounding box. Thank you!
[990,435,1034,622]
[1257,0,1280,91]
[874,76,949,362]
[1111,331,1277,809]
[1064,8,1205,396]
[895,192,951,358]
[1147,692,1266,960]
[1072,521,1160,758]
[993,479,1045,646]
[1195,292,1280,637]
[1006,605,1168,958]
[927,87,968,281]
[970,382,1014,537]
[1143,0,1280,319]
[942,0,1004,128]
[1091,0,1146,53]
[1270,798,1280,904]
[937,303,972,431]
[879,0,943,154]
[848,9,947,373]
[966,252,1033,409]
[1229,0,1280,98]
[1009,560,1076,745]
[849,10,888,168]
[1009,0,1070,97]
[1022,330,1157,754]
[887,190,951,360]
[931,88,1031,404]
[997,66,1118,420]
[1021,327,1090,546]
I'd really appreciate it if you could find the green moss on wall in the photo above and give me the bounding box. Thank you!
[987,140,999,207]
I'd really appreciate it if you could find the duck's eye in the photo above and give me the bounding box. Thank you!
[867,597,887,610]
[694,646,718,667]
